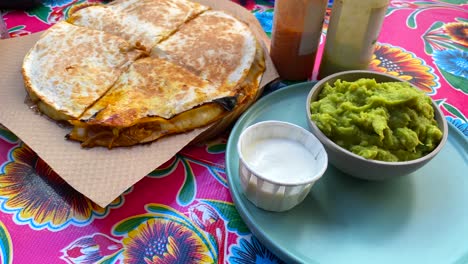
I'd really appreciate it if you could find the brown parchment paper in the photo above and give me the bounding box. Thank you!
[0,0,278,208]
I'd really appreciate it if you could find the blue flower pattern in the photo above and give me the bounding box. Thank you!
[254,11,273,35]
[229,235,285,264]
[433,49,468,79]
[447,116,468,137]
[43,0,75,6]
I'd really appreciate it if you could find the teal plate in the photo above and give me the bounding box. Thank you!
[226,82,468,264]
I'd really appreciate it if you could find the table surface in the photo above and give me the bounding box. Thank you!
[0,1,467,263]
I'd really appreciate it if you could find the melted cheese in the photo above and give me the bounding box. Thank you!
[68,103,226,148]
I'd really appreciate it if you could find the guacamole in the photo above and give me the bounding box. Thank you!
[310,78,443,162]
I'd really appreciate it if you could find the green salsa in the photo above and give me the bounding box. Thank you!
[310,78,443,162]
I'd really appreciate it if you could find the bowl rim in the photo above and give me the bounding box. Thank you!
[305,70,449,166]
[237,120,328,186]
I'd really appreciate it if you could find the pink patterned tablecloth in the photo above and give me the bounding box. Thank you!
[0,1,467,263]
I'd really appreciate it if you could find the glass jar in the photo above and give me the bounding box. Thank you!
[318,0,389,79]
[270,0,328,81]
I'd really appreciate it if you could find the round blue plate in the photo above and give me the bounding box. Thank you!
[226,82,468,264]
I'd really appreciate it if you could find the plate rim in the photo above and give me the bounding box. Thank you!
[225,81,468,263]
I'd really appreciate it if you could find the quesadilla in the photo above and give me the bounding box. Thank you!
[23,1,266,148]
[68,0,209,50]
[67,57,238,148]
[22,21,147,121]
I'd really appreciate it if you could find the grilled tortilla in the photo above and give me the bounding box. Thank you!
[22,21,146,121]
[67,57,237,147]
[67,42,264,148]
[156,10,258,103]
[68,0,209,50]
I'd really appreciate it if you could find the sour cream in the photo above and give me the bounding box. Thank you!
[243,138,317,184]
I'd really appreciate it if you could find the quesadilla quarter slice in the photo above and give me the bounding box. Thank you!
[68,0,209,50]
[67,57,238,148]
[22,21,147,121]
[155,10,259,102]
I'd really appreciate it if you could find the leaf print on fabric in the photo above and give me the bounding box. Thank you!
[435,99,468,123]
[369,43,440,94]
[422,21,468,55]
[0,126,18,144]
[146,204,195,227]
[389,1,467,29]
[207,166,228,188]
[7,25,31,38]
[438,0,468,4]
[200,199,250,235]
[0,144,123,230]
[25,5,53,24]
[178,157,197,206]
[148,155,229,205]
[113,215,155,236]
[147,155,197,206]
[147,156,178,178]
[184,156,228,188]
[0,222,12,264]
[206,138,227,154]
[61,234,123,264]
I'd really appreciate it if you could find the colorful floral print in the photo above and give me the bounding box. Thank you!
[61,234,123,264]
[447,116,468,136]
[0,1,466,264]
[229,235,285,264]
[123,218,213,263]
[0,144,122,230]
[369,44,440,94]
[445,22,468,47]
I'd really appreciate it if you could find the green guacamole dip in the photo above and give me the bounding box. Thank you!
[310,78,443,162]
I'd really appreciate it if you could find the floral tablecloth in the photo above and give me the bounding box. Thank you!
[0,0,467,263]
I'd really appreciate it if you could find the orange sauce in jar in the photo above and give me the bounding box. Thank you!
[270,27,317,81]
[270,0,328,81]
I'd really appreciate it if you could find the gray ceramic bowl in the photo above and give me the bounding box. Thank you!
[306,70,448,180]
